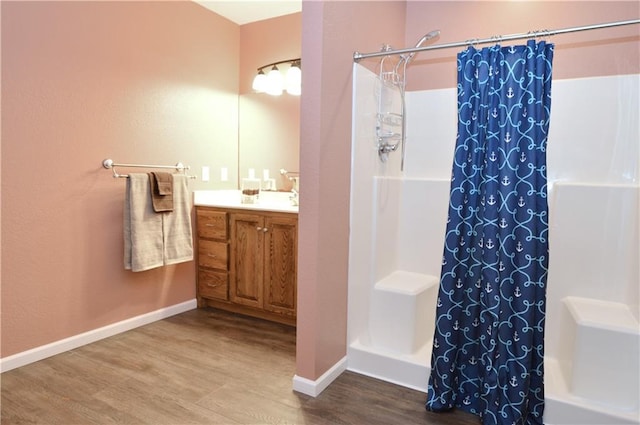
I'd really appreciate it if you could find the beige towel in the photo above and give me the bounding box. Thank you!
[163,174,193,265]
[124,173,164,272]
[149,172,173,212]
[123,174,193,272]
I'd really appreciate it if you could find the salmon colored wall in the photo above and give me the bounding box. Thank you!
[296,0,639,382]
[404,1,640,91]
[238,14,301,189]
[1,1,239,357]
[296,0,406,380]
[0,2,3,350]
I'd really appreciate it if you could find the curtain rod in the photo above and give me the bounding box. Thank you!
[353,19,640,61]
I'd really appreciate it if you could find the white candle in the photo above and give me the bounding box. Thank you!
[263,169,270,180]
[248,168,255,179]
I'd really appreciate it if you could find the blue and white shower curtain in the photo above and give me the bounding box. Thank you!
[426,40,554,425]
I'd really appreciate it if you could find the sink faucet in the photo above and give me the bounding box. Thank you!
[289,177,299,206]
[280,169,300,206]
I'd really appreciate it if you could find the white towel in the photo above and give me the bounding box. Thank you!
[124,173,164,272]
[162,174,193,265]
[123,173,193,272]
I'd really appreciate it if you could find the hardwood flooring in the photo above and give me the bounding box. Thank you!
[1,308,479,425]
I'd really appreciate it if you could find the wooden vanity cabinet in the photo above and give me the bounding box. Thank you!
[196,208,229,304]
[263,214,298,317]
[196,206,297,326]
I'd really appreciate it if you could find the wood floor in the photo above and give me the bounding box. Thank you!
[1,308,479,425]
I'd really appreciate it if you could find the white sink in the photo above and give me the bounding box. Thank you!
[193,190,298,213]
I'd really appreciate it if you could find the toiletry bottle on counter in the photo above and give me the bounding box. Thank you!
[241,177,261,204]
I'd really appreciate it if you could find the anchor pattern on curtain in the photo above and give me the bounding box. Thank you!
[426,40,554,425]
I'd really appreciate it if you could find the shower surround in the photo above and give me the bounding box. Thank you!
[348,64,639,425]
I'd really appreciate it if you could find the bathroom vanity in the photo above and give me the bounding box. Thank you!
[194,191,298,326]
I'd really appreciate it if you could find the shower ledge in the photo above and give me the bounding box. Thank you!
[545,296,640,424]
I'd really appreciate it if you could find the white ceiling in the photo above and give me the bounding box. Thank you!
[194,1,302,25]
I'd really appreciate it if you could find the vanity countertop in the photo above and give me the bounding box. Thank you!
[193,190,298,214]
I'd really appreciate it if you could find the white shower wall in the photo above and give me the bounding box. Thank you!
[401,73,640,351]
[348,63,640,424]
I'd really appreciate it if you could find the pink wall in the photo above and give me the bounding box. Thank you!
[297,0,638,381]
[296,0,406,380]
[1,1,239,357]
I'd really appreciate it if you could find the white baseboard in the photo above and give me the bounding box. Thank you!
[292,356,347,397]
[0,299,197,373]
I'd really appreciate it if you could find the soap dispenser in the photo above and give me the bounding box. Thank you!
[241,169,261,204]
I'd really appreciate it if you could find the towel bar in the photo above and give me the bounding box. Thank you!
[102,158,195,179]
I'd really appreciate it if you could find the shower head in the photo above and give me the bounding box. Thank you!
[406,30,441,61]
[415,30,441,48]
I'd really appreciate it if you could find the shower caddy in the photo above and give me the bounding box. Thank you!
[373,30,441,170]
[375,45,409,170]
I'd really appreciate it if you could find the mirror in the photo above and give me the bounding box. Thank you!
[236,11,301,193]
[238,92,300,192]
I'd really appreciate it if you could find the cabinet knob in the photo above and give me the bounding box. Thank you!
[256,226,262,231]
[207,254,217,258]
[262,227,269,232]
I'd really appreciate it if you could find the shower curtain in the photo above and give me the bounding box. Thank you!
[426,40,554,425]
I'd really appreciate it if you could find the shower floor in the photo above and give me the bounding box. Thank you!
[348,336,432,392]
[348,341,640,424]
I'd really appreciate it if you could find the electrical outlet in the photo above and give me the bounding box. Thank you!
[202,166,210,182]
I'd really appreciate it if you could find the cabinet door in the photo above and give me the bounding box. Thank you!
[229,213,264,308]
[263,215,297,317]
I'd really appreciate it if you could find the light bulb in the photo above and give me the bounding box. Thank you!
[252,70,267,93]
[285,63,301,96]
[266,66,284,96]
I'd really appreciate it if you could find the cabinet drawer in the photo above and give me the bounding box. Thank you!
[197,210,228,240]
[198,240,228,269]
[198,269,228,301]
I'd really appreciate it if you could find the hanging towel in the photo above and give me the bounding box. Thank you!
[124,173,164,272]
[149,172,174,212]
[162,174,194,265]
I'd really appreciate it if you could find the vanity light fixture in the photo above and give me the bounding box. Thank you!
[252,58,301,96]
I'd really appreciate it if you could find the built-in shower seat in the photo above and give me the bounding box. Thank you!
[369,271,439,355]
